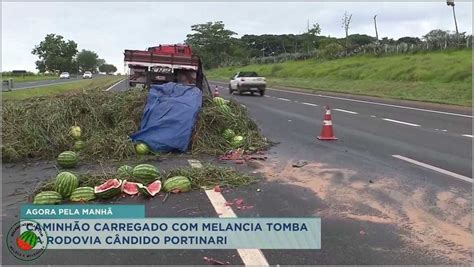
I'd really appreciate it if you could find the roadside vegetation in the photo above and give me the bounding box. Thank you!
[2,87,268,162]
[1,76,123,100]
[1,72,57,82]
[207,49,472,106]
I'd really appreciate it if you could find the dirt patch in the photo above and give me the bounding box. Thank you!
[254,157,472,263]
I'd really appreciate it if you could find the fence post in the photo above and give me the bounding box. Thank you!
[9,78,14,89]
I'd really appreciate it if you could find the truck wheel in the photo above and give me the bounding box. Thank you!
[259,90,265,96]
[129,82,136,87]
[228,85,233,94]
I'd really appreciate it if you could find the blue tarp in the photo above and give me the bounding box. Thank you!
[130,82,202,152]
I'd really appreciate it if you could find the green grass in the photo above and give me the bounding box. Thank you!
[2,74,58,83]
[207,49,472,106]
[2,76,123,100]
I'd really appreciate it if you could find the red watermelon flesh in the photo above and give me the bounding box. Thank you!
[16,238,33,251]
[138,180,161,197]
[95,179,121,193]
[122,181,141,195]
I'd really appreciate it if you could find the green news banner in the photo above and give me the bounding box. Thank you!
[20,205,321,249]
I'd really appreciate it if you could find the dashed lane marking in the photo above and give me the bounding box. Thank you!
[382,118,420,127]
[392,155,473,183]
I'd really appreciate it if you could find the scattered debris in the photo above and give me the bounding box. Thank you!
[162,193,170,203]
[203,256,226,265]
[256,188,261,192]
[177,207,199,213]
[292,160,308,168]
[360,230,366,236]
[213,185,221,192]
[369,180,374,184]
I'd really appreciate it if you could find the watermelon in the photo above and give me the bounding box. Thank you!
[222,129,236,140]
[69,126,82,140]
[17,231,38,251]
[117,165,133,178]
[57,151,78,168]
[33,191,62,204]
[138,180,161,197]
[70,187,95,202]
[73,140,85,151]
[231,135,245,148]
[218,104,232,115]
[94,179,123,199]
[122,180,142,195]
[163,176,191,193]
[213,97,226,106]
[135,143,150,155]
[54,172,79,198]
[133,164,159,183]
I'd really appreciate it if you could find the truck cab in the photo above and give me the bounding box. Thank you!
[124,44,211,96]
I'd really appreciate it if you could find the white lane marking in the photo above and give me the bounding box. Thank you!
[462,134,473,138]
[370,115,377,118]
[205,80,472,118]
[333,108,358,114]
[105,79,125,91]
[265,88,473,118]
[277,97,291,102]
[205,190,269,266]
[264,95,270,98]
[293,100,299,103]
[392,155,473,183]
[190,160,269,266]
[382,118,420,127]
[302,102,318,107]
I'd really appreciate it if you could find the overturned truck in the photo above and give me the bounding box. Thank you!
[124,44,211,96]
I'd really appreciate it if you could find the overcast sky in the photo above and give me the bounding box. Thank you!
[2,2,472,72]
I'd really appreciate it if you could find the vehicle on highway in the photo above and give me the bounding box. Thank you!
[59,72,70,79]
[82,71,92,79]
[229,71,266,96]
[124,44,211,96]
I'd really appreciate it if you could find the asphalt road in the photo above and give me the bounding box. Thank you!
[8,80,467,265]
[212,81,473,179]
[10,75,100,90]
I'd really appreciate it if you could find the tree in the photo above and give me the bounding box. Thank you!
[185,21,237,68]
[77,49,99,72]
[99,64,117,74]
[32,34,78,73]
[341,12,353,54]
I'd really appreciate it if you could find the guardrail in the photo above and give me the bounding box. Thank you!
[2,78,14,92]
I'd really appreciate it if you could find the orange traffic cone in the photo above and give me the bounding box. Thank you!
[213,86,220,97]
[317,106,338,140]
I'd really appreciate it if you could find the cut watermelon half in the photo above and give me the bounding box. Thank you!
[122,180,142,195]
[138,180,161,197]
[94,178,123,199]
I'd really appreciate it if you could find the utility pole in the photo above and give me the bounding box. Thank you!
[447,0,459,35]
[373,15,379,41]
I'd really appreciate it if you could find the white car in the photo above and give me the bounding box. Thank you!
[229,71,266,96]
[59,72,70,79]
[82,71,92,79]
